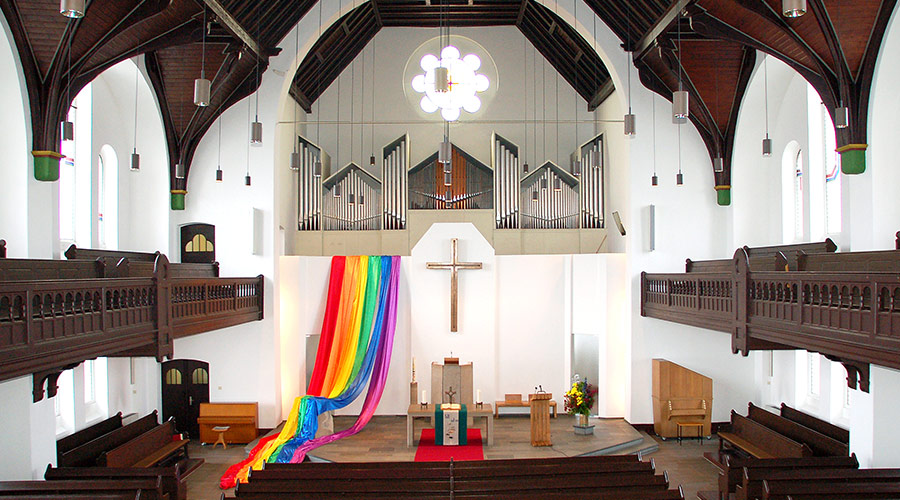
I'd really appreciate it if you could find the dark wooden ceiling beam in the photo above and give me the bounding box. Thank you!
[200,0,264,58]
[633,0,694,61]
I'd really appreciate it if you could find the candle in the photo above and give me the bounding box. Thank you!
[476,389,482,403]
[421,390,427,404]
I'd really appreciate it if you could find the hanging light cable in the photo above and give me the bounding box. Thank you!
[437,1,452,170]
[245,95,252,185]
[834,2,848,129]
[60,29,74,146]
[672,10,689,121]
[290,21,300,171]
[588,9,600,169]
[314,0,323,178]
[652,97,658,185]
[370,40,376,168]
[216,116,223,182]
[131,59,140,171]
[624,2,636,136]
[713,67,724,173]
[762,56,772,157]
[523,31,529,174]
[194,7,211,107]
[677,109,684,185]
[250,5,262,146]
[572,0,581,176]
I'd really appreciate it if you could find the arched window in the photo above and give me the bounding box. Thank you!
[782,141,805,243]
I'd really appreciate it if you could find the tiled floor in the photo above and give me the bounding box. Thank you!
[186,415,718,500]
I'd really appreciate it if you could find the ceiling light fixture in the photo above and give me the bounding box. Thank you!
[250,6,262,146]
[60,0,84,19]
[672,10,689,120]
[782,0,807,17]
[624,2,636,136]
[194,8,211,107]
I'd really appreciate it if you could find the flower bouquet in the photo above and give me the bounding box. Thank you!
[564,378,597,432]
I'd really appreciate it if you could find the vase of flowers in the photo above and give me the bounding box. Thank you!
[565,377,597,435]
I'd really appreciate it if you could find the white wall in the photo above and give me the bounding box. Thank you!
[0,13,29,258]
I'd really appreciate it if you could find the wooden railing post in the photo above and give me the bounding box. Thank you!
[732,248,751,356]
[257,275,265,320]
[0,239,6,258]
[153,254,173,361]
[640,272,647,317]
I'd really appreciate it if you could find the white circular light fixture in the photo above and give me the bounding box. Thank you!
[411,45,490,121]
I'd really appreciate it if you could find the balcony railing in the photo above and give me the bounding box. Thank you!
[641,246,900,392]
[0,253,263,400]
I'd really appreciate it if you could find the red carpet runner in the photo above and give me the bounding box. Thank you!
[414,429,484,462]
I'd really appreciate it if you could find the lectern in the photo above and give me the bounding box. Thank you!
[530,393,552,446]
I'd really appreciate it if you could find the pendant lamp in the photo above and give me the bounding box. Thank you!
[131,60,140,171]
[60,0,84,18]
[290,152,300,171]
[763,57,772,157]
[713,157,724,173]
[835,105,849,129]
[194,8,211,107]
[673,11,689,120]
[782,0,807,17]
[175,163,185,179]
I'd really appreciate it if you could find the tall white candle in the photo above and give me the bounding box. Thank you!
[422,389,427,404]
[476,389,482,403]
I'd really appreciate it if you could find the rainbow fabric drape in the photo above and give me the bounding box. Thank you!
[220,255,401,489]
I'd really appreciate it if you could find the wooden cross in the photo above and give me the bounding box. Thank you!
[445,386,457,405]
[427,238,483,332]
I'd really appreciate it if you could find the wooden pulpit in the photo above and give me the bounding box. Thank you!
[530,393,552,446]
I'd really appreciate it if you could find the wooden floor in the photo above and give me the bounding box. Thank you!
[186,414,719,500]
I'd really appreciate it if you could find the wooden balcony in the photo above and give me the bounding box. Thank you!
[641,243,900,392]
[0,252,263,401]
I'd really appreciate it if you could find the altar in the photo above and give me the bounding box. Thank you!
[406,403,494,447]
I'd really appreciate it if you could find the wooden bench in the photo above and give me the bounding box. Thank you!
[197,402,258,444]
[747,403,848,456]
[493,394,557,418]
[685,241,837,274]
[56,412,123,461]
[718,411,812,459]
[763,478,900,500]
[100,420,187,468]
[58,411,160,467]
[740,465,900,500]
[779,403,849,444]
[46,459,203,500]
[0,477,165,500]
[709,453,859,500]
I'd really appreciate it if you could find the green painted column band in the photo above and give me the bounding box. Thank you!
[839,148,866,174]
[32,152,62,182]
[171,191,186,211]
[716,186,731,207]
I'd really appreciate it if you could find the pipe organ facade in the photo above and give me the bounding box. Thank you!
[322,164,382,231]
[295,132,605,233]
[382,135,409,230]
[297,136,326,231]
[579,135,604,229]
[521,163,580,229]
[493,133,520,229]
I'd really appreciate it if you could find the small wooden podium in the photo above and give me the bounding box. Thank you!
[530,393,552,446]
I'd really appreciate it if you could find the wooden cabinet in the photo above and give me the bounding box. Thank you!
[651,359,712,438]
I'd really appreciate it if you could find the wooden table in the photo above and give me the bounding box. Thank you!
[407,404,493,447]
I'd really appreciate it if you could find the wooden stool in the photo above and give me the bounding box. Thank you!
[212,425,230,449]
[676,421,703,445]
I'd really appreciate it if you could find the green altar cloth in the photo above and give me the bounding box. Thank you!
[434,404,467,446]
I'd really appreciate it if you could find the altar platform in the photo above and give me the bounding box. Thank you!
[304,414,657,462]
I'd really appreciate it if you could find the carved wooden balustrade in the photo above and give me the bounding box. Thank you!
[642,245,900,392]
[0,253,263,401]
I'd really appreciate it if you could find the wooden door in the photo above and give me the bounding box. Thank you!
[161,359,210,439]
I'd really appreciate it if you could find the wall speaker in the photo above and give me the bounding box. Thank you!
[251,208,263,255]
[649,204,656,252]
[612,211,626,236]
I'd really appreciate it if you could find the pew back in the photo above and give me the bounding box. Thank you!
[58,411,159,467]
[0,477,164,500]
[779,404,849,444]
[717,454,859,498]
[64,245,159,262]
[0,258,103,281]
[719,411,812,459]
[743,467,900,500]
[101,420,184,468]
[747,403,848,456]
[797,249,900,273]
[56,412,123,458]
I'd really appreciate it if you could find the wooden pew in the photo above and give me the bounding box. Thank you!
[779,403,849,444]
[718,411,813,459]
[197,402,258,444]
[100,420,188,468]
[685,240,837,274]
[0,258,104,282]
[45,459,203,500]
[493,394,557,418]
[763,479,900,500]
[56,412,123,461]
[64,245,159,262]
[740,466,900,500]
[58,411,160,467]
[746,403,848,456]
[712,454,859,500]
[797,248,900,272]
[0,477,165,500]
